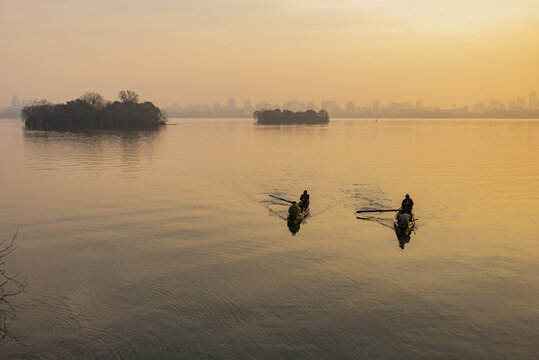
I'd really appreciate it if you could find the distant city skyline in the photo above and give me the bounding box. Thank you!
[163,91,539,113]
[3,91,539,115]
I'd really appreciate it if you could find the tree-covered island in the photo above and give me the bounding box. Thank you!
[254,109,329,125]
[23,91,166,130]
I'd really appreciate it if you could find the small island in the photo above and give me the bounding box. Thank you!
[23,91,166,130]
[254,109,329,125]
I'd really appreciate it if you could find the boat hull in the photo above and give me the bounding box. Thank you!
[394,210,415,236]
[288,207,309,225]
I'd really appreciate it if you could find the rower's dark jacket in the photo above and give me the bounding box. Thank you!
[300,193,310,207]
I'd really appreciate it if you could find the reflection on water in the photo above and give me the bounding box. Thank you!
[287,212,308,235]
[23,129,163,174]
[1,118,539,359]
[395,227,413,249]
[357,213,416,249]
[287,218,301,235]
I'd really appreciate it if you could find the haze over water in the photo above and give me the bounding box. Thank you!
[1,118,538,359]
[2,1,539,107]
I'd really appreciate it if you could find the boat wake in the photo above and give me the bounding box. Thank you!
[356,215,395,230]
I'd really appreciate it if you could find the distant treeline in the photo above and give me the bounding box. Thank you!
[255,109,329,124]
[23,91,166,130]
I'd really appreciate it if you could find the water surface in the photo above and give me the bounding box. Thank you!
[1,118,538,359]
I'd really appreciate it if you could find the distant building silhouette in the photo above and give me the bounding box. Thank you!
[387,101,413,110]
[227,97,236,109]
[345,101,355,113]
[472,102,486,113]
[488,99,506,111]
[243,98,253,111]
[255,101,279,110]
[10,95,21,109]
[307,101,320,111]
[509,96,526,110]
[321,100,340,114]
[283,99,307,112]
[529,91,538,110]
[372,100,380,111]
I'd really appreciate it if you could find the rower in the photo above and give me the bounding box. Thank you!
[397,212,412,228]
[288,201,301,219]
[401,194,414,214]
[299,190,310,210]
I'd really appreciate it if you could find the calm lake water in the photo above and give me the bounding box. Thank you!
[1,118,538,359]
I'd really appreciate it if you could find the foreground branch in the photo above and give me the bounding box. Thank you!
[0,225,27,344]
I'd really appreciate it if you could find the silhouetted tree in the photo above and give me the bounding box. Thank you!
[118,90,139,104]
[1,226,26,343]
[31,99,50,106]
[22,91,166,130]
[80,92,105,109]
[317,109,329,121]
[255,108,330,124]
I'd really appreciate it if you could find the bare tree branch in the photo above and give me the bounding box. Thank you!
[0,226,27,345]
[118,90,139,103]
[0,224,19,263]
[79,92,106,109]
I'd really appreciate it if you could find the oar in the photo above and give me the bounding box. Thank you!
[355,209,399,214]
[269,194,295,204]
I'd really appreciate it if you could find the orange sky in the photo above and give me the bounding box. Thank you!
[1,0,538,108]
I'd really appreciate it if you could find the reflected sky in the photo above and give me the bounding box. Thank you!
[22,129,163,174]
[1,118,538,359]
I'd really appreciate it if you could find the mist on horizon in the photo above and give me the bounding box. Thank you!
[1,0,538,108]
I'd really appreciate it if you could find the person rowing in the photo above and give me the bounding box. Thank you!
[299,190,310,210]
[401,194,414,214]
[288,201,301,219]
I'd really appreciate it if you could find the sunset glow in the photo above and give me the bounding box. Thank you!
[2,0,538,107]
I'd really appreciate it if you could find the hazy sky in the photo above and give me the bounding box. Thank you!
[1,0,538,108]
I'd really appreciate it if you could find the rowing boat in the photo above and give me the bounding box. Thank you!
[394,209,415,236]
[287,206,309,235]
[289,206,309,225]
